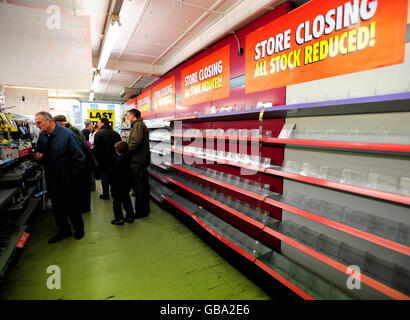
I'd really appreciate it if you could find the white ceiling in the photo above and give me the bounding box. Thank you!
[4,0,310,101]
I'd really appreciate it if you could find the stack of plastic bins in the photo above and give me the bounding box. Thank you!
[393,265,410,296]
[367,216,401,243]
[195,207,208,221]
[264,214,279,226]
[318,199,344,221]
[298,226,320,249]
[338,242,366,271]
[284,193,410,247]
[258,251,352,299]
[239,235,271,257]
[276,220,300,239]
[274,219,410,297]
[364,253,410,296]
[317,234,341,260]
[245,208,278,226]
[168,193,200,215]
[342,208,370,231]
[149,178,174,202]
[196,207,272,259]
[222,223,271,258]
[396,223,410,246]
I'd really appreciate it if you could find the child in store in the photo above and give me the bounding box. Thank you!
[110,141,134,225]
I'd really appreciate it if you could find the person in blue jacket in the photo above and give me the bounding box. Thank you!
[34,111,86,244]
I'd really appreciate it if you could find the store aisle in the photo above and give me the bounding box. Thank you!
[0,186,270,300]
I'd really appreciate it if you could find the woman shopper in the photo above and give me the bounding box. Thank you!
[89,123,99,147]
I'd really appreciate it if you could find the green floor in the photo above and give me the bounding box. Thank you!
[0,185,271,300]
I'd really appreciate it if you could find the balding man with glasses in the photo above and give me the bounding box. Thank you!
[34,111,86,243]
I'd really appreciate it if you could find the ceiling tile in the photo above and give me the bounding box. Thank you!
[188,11,222,36]
[109,51,122,60]
[184,0,222,10]
[152,10,221,64]
[119,0,147,22]
[76,0,110,13]
[112,70,139,83]
[142,0,207,31]
[132,21,185,46]
[5,0,74,10]
[126,40,167,57]
[212,0,241,14]
[112,14,143,54]
[120,54,157,64]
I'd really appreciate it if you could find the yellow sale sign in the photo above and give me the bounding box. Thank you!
[88,109,115,130]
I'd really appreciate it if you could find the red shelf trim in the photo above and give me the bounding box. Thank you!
[265,168,410,206]
[265,138,410,153]
[170,163,410,256]
[254,259,315,300]
[166,175,410,298]
[168,169,410,299]
[161,195,255,262]
[171,134,264,143]
[264,198,410,256]
[168,163,266,201]
[172,148,410,205]
[172,146,410,211]
[166,177,265,230]
[170,134,410,153]
[161,195,317,300]
[148,171,168,184]
[172,149,265,173]
[263,227,410,300]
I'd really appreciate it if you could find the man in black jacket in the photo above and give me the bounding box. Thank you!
[93,117,122,199]
[34,111,86,243]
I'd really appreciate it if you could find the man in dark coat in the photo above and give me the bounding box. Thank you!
[93,117,122,199]
[53,115,97,213]
[127,109,150,218]
[82,120,93,141]
[34,111,86,243]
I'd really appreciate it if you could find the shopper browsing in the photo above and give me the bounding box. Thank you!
[88,124,99,192]
[82,120,93,141]
[52,115,97,213]
[89,123,99,147]
[126,109,150,219]
[110,141,134,225]
[34,111,86,243]
[93,117,122,200]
